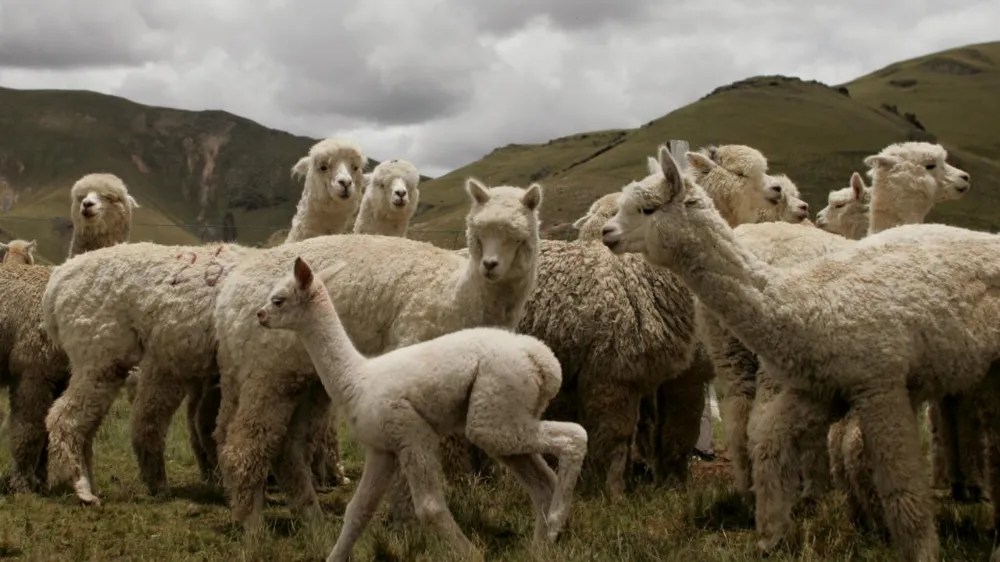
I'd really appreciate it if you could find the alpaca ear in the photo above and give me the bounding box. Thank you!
[864,154,900,170]
[293,257,314,291]
[316,260,349,287]
[850,172,866,200]
[291,156,311,180]
[26,240,37,251]
[521,183,542,212]
[465,178,491,205]
[572,214,590,230]
[646,156,662,176]
[126,195,140,209]
[685,152,716,174]
[658,146,686,200]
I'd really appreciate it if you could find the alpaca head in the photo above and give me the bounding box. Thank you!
[364,159,421,216]
[863,142,970,203]
[0,239,37,265]
[258,257,348,331]
[464,177,542,283]
[602,145,721,262]
[69,173,139,237]
[683,144,780,225]
[759,174,809,223]
[815,172,871,239]
[292,138,367,204]
[572,192,620,241]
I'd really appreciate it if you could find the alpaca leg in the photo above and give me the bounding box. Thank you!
[654,376,707,487]
[974,362,1000,534]
[495,454,557,545]
[195,379,222,484]
[856,389,939,562]
[326,449,397,562]
[749,386,831,554]
[930,399,958,492]
[953,393,984,503]
[45,364,128,505]
[828,420,848,491]
[799,418,832,502]
[218,378,303,533]
[580,381,639,498]
[130,370,189,496]
[185,379,215,483]
[396,425,478,558]
[842,413,884,532]
[630,392,659,482]
[7,369,57,493]
[272,388,328,522]
[311,411,349,489]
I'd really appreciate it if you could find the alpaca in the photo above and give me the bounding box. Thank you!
[213,178,542,533]
[815,172,871,240]
[0,239,37,265]
[759,174,809,224]
[0,173,136,494]
[285,138,366,243]
[601,145,995,562]
[704,142,970,506]
[257,256,587,561]
[352,159,421,237]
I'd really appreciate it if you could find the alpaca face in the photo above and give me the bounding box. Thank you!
[464,179,542,283]
[763,174,809,223]
[816,173,870,239]
[864,142,971,203]
[0,240,36,265]
[369,161,420,213]
[69,175,138,231]
[603,146,712,259]
[258,258,315,330]
[685,144,779,224]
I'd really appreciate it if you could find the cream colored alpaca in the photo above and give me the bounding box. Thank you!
[285,138,366,243]
[602,145,998,562]
[257,256,587,562]
[815,172,871,239]
[352,159,421,237]
[0,240,37,265]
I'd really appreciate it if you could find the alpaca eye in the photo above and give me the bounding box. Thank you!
[641,206,657,215]
[319,165,328,172]
[773,186,782,193]
[271,296,285,307]
[834,203,845,209]
[925,163,937,170]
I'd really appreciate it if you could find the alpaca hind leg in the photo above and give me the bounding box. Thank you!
[311,411,349,489]
[195,379,222,484]
[856,388,939,562]
[185,379,215,483]
[749,386,831,555]
[272,389,328,522]
[326,449,397,562]
[8,368,58,493]
[579,382,638,498]
[45,364,128,505]
[655,376,708,487]
[953,393,984,503]
[130,370,189,495]
[495,453,557,545]
[828,420,848,491]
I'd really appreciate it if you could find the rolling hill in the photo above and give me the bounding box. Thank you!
[0,87,431,263]
[1,40,997,262]
[410,40,1000,242]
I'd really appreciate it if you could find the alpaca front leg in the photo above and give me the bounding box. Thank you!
[749,387,831,555]
[327,449,397,562]
[185,378,219,484]
[857,389,939,562]
[273,389,328,523]
[495,453,557,546]
[580,382,639,497]
[953,393,985,502]
[654,375,709,487]
[45,364,127,505]
[130,371,189,495]
[7,368,59,493]
[194,379,222,484]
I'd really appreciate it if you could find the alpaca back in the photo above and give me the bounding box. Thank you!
[0,265,62,382]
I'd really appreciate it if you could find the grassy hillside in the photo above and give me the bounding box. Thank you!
[0,87,431,263]
[411,41,1000,239]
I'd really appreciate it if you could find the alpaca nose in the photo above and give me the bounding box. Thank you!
[799,202,809,212]
[602,225,614,236]
[482,258,498,271]
[960,173,970,182]
[256,310,265,321]
[82,200,95,209]
[337,177,352,188]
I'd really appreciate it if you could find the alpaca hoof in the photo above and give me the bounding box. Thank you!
[78,492,102,506]
[756,536,781,557]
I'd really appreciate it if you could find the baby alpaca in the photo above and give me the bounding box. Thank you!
[353,159,421,237]
[285,138,367,243]
[815,172,871,239]
[0,240,37,265]
[258,257,588,562]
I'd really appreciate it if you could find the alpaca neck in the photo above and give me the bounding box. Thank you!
[457,244,538,330]
[293,295,366,408]
[704,184,750,227]
[286,186,356,242]
[867,176,932,235]
[356,202,411,237]
[68,220,129,258]
[659,211,799,367]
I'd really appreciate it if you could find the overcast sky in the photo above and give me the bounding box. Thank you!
[0,1,996,177]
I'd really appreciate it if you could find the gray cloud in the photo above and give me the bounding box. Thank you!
[0,0,997,177]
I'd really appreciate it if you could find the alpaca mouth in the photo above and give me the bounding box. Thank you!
[391,199,407,208]
[603,239,624,254]
[956,185,970,193]
[81,209,97,219]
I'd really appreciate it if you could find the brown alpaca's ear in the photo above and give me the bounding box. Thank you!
[293,257,314,291]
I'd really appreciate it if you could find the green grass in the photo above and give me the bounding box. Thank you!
[0,395,995,561]
[412,40,1000,237]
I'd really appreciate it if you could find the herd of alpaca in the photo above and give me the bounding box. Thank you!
[0,133,996,562]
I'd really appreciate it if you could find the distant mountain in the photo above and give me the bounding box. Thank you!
[409,40,1000,243]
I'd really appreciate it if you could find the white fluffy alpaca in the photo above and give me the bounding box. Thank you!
[352,159,421,237]
[601,145,997,562]
[815,172,871,239]
[257,256,587,562]
[760,174,809,223]
[285,138,366,243]
[0,239,37,265]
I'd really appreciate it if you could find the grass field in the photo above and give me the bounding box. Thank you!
[0,394,995,561]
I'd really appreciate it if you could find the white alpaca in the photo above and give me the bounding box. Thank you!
[285,138,366,243]
[601,145,995,562]
[0,239,37,265]
[257,256,587,562]
[352,159,421,237]
[815,172,871,239]
[759,174,809,223]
